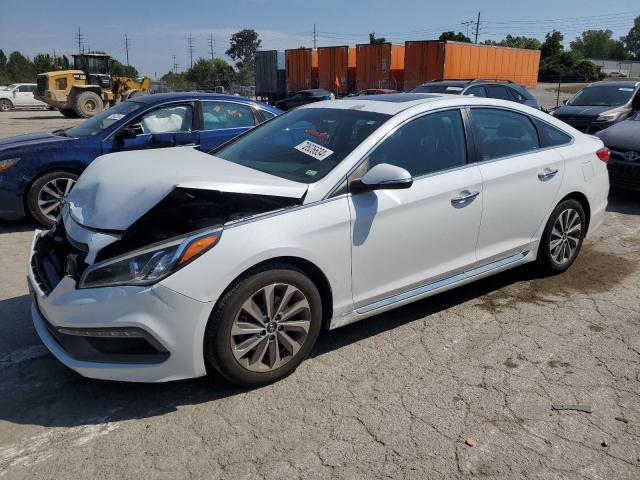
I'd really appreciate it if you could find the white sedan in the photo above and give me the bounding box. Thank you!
[28,93,609,386]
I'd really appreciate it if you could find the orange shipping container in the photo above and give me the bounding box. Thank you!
[285,48,318,94]
[404,41,541,90]
[356,43,405,92]
[318,46,356,96]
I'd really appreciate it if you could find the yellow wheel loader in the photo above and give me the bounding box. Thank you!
[35,53,150,118]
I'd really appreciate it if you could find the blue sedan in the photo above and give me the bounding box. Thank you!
[0,93,281,226]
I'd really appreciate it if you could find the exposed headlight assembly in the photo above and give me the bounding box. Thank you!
[595,112,622,122]
[0,158,20,172]
[79,228,222,289]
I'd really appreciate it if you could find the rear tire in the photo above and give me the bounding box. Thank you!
[0,99,13,112]
[27,170,79,227]
[205,264,322,387]
[59,108,79,118]
[536,199,586,274]
[73,91,103,118]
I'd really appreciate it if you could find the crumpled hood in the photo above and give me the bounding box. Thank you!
[596,119,640,151]
[553,105,618,118]
[67,147,308,231]
[0,131,71,151]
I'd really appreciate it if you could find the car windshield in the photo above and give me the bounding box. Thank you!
[214,108,391,183]
[4,84,17,90]
[64,102,142,137]
[567,85,636,107]
[412,84,464,94]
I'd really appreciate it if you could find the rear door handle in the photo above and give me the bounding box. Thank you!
[538,168,559,181]
[451,190,479,207]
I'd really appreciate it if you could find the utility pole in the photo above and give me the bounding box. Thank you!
[187,33,195,69]
[76,27,84,54]
[124,34,130,66]
[474,11,481,44]
[208,34,215,62]
[172,54,179,74]
[462,21,472,38]
[313,24,317,49]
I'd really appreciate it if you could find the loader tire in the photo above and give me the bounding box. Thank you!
[59,108,79,118]
[73,91,103,118]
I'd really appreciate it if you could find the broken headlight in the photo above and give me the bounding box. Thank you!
[79,228,221,289]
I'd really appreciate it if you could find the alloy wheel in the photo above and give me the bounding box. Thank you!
[230,283,311,372]
[549,208,581,266]
[37,176,76,222]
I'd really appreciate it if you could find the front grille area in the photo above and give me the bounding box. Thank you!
[608,162,640,190]
[31,221,88,294]
[554,116,597,133]
[610,149,640,162]
[36,75,47,96]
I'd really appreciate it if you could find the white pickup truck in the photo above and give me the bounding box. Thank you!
[0,83,48,111]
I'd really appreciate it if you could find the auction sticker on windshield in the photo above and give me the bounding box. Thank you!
[295,140,334,161]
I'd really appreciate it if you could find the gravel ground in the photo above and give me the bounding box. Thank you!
[1,110,640,479]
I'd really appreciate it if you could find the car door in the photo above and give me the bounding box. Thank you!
[349,108,483,309]
[470,107,564,263]
[102,103,198,154]
[199,100,257,151]
[14,85,34,106]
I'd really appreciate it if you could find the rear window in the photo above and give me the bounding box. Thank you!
[214,108,390,183]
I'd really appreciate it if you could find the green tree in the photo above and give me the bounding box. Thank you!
[439,31,471,43]
[622,15,640,59]
[110,59,138,78]
[484,35,540,50]
[5,51,35,82]
[185,58,214,84]
[369,32,386,44]
[541,31,564,60]
[0,50,6,69]
[226,29,261,71]
[161,71,187,83]
[570,29,626,60]
[212,58,236,87]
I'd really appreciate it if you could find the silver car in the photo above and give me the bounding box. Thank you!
[29,93,609,386]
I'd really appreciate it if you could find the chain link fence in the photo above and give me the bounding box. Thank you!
[151,80,256,99]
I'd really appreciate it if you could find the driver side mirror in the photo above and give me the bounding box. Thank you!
[115,124,142,140]
[351,163,413,193]
[562,99,568,105]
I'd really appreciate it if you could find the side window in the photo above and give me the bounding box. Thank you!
[534,119,573,147]
[202,101,256,130]
[465,86,487,97]
[137,104,193,134]
[258,109,277,123]
[470,108,539,161]
[507,87,527,104]
[485,85,510,100]
[366,109,467,177]
[18,85,32,92]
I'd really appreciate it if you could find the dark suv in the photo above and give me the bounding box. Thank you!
[275,89,332,111]
[411,79,541,109]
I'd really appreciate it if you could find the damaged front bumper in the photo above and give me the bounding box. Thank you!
[28,228,215,382]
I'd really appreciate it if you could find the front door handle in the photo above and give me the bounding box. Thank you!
[538,168,559,181]
[451,190,480,207]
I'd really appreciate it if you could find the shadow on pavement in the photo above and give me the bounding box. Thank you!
[607,189,640,215]
[0,219,37,234]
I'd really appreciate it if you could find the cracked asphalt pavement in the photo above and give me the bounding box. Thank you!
[1,111,639,479]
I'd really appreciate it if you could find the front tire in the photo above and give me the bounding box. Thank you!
[27,171,78,227]
[536,199,586,274]
[205,265,323,387]
[0,99,13,112]
[73,91,103,118]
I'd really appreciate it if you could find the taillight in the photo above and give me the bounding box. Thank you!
[596,147,610,163]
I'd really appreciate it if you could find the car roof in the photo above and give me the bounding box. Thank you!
[300,93,467,114]
[587,81,640,88]
[129,92,276,109]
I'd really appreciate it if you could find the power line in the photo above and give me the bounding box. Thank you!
[187,33,194,69]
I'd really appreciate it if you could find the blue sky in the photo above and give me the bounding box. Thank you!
[0,0,638,77]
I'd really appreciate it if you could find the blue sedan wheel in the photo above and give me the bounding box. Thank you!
[27,171,78,226]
